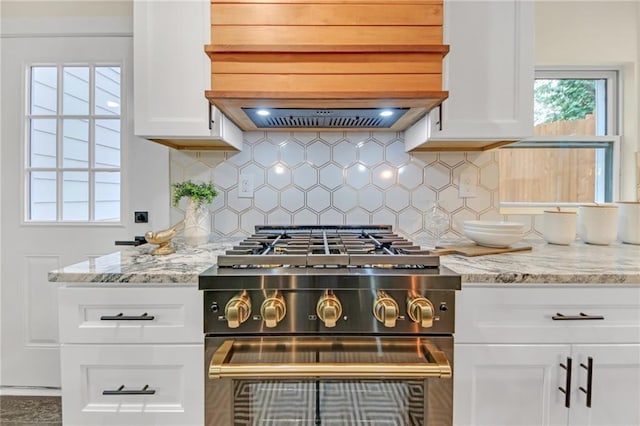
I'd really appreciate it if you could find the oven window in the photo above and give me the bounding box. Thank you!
[234,380,424,426]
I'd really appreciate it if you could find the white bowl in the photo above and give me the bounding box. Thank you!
[464,228,524,248]
[463,220,525,231]
[464,224,524,235]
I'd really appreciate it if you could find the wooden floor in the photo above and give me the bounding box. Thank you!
[0,396,61,425]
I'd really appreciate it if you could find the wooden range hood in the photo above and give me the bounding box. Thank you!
[205,0,449,132]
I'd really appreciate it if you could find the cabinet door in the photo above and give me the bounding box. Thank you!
[569,344,640,426]
[431,0,534,141]
[454,344,569,426]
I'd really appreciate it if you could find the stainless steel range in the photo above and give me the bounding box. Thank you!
[199,225,461,426]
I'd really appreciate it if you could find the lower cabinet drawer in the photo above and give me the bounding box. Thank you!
[60,344,203,426]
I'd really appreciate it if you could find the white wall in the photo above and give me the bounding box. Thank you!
[535,0,639,201]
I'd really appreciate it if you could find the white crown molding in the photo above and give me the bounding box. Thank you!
[1,16,132,38]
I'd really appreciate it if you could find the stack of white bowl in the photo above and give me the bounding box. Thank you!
[463,220,525,248]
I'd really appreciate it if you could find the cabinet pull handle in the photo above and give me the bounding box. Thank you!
[102,384,156,396]
[438,104,444,131]
[579,357,594,408]
[208,104,213,130]
[558,357,572,408]
[552,312,604,321]
[99,312,155,321]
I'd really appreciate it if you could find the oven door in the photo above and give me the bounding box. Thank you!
[205,336,453,426]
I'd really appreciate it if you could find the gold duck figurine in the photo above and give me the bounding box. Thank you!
[144,220,184,255]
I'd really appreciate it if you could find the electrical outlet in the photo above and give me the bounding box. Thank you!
[458,168,477,198]
[238,173,254,198]
[134,211,149,223]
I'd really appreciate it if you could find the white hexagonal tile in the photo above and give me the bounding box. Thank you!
[320,209,344,224]
[267,164,292,189]
[466,187,492,213]
[346,208,370,224]
[333,187,358,213]
[372,164,396,189]
[267,209,292,225]
[292,164,318,189]
[213,208,239,235]
[240,210,265,234]
[332,141,357,167]
[198,152,226,168]
[227,187,252,212]
[451,208,478,235]
[398,163,423,189]
[240,163,266,188]
[294,208,318,224]
[254,186,278,212]
[253,141,279,167]
[226,147,252,167]
[358,141,383,166]
[185,162,213,184]
[280,141,305,167]
[398,208,423,235]
[372,208,397,228]
[385,187,410,212]
[471,151,494,168]
[385,139,409,165]
[358,186,384,213]
[266,131,291,145]
[291,132,318,145]
[307,141,331,166]
[210,190,225,212]
[347,132,371,145]
[480,163,499,190]
[425,163,450,190]
[213,162,238,190]
[411,152,437,166]
[170,150,197,168]
[319,164,343,189]
[479,210,505,222]
[438,153,465,168]
[438,186,463,213]
[345,164,370,189]
[307,186,330,213]
[319,132,345,145]
[411,186,437,212]
[244,131,266,144]
[280,187,305,212]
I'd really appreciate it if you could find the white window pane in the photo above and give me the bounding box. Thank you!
[62,171,88,220]
[95,172,120,221]
[62,67,89,115]
[94,67,121,115]
[30,171,57,221]
[30,67,57,115]
[94,119,120,168]
[30,119,57,167]
[62,119,89,167]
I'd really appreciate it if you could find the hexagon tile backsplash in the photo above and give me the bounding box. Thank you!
[170,131,536,239]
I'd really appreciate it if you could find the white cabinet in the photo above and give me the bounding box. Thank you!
[133,0,242,150]
[406,0,534,151]
[58,284,204,426]
[454,286,640,426]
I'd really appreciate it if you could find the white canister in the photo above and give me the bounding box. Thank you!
[617,201,640,245]
[543,210,577,245]
[578,204,618,245]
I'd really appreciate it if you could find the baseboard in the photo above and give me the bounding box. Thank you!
[0,386,61,397]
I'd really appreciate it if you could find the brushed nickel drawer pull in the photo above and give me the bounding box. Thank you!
[558,357,572,408]
[100,312,155,321]
[552,312,604,321]
[102,384,156,395]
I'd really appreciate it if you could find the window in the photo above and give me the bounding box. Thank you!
[27,65,122,222]
[499,70,619,209]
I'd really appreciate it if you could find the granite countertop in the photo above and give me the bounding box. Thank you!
[48,237,640,285]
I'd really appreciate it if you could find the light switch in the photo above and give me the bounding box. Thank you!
[239,173,254,198]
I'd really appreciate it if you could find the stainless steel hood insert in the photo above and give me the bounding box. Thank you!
[242,108,409,129]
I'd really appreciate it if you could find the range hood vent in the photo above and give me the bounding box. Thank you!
[242,108,409,129]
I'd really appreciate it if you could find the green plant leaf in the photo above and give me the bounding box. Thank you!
[172,180,218,208]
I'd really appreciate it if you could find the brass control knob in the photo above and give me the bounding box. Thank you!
[225,291,251,329]
[260,291,286,328]
[407,293,435,328]
[316,292,342,328]
[373,290,399,328]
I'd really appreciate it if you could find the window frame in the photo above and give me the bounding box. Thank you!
[500,67,621,214]
[24,62,124,225]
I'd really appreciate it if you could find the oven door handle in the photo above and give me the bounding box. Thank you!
[208,339,452,380]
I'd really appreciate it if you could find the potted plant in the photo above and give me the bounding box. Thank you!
[172,180,218,246]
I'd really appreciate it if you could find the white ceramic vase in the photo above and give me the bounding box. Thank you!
[183,198,210,246]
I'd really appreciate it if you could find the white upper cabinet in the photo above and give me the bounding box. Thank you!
[406,0,534,151]
[133,0,242,151]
